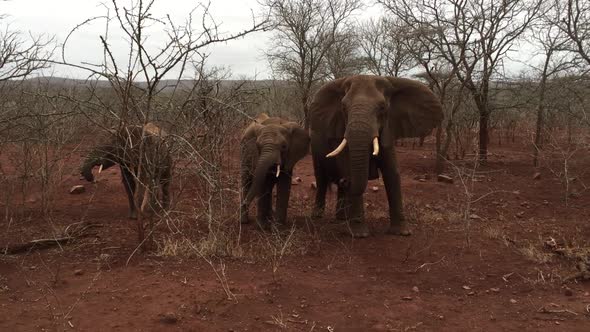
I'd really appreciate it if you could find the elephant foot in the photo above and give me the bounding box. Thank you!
[387,222,412,236]
[256,219,271,232]
[311,207,324,220]
[348,222,370,238]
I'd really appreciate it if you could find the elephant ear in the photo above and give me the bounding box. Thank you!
[385,77,443,140]
[282,122,310,170]
[242,118,265,142]
[309,78,347,139]
[255,113,270,124]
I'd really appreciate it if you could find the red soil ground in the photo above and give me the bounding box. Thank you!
[1,141,590,331]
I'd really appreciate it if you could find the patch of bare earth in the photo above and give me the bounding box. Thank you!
[1,142,590,331]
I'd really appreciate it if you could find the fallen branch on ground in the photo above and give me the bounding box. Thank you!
[1,222,102,255]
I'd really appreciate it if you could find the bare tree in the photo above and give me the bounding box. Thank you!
[324,28,363,79]
[381,0,543,161]
[531,4,577,167]
[358,17,416,77]
[263,0,362,127]
[57,0,266,248]
[0,18,53,81]
[556,0,590,68]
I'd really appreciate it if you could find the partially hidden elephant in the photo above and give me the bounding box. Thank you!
[240,113,310,229]
[309,75,443,238]
[80,123,172,219]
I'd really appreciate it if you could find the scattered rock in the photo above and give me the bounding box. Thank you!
[543,200,549,205]
[490,287,500,293]
[371,186,379,192]
[418,179,426,182]
[469,214,482,221]
[533,172,541,180]
[69,185,86,195]
[402,296,413,301]
[516,211,525,218]
[412,286,419,293]
[311,182,317,190]
[437,174,454,184]
[462,285,471,290]
[159,312,178,324]
[509,299,517,304]
[74,269,84,276]
[467,291,475,296]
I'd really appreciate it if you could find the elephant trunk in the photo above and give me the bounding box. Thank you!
[80,156,100,182]
[247,146,280,202]
[346,126,371,196]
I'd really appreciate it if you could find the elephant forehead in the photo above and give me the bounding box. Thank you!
[345,78,387,100]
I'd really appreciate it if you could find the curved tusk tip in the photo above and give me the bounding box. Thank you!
[372,151,379,156]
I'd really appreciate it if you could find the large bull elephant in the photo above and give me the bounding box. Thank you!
[240,113,310,230]
[80,123,172,219]
[309,75,443,238]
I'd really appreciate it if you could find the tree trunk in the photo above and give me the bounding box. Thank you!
[478,111,489,161]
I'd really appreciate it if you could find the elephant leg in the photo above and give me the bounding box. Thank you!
[240,168,253,224]
[160,168,171,211]
[347,193,369,238]
[335,179,349,222]
[121,166,137,219]
[274,172,292,225]
[379,149,410,236]
[311,176,329,220]
[256,177,274,230]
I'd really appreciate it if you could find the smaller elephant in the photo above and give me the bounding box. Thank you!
[240,113,310,229]
[80,123,172,219]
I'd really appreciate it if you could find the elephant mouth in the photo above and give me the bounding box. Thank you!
[326,136,380,158]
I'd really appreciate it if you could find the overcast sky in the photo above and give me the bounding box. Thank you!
[2,0,531,80]
[1,0,279,79]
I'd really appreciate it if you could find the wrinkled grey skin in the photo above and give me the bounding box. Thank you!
[80,123,172,219]
[309,75,443,238]
[240,113,310,230]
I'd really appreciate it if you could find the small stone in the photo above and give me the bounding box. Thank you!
[469,214,482,220]
[584,292,589,297]
[490,287,500,293]
[69,185,86,195]
[74,269,84,276]
[437,174,454,184]
[371,186,379,192]
[402,296,413,301]
[467,291,475,296]
[564,288,573,297]
[438,315,444,320]
[516,211,525,218]
[412,286,419,293]
[509,299,517,304]
[159,312,178,324]
[418,179,426,182]
[533,172,541,180]
[462,285,471,290]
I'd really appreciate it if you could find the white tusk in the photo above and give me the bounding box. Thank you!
[275,164,280,178]
[98,164,103,174]
[326,138,347,158]
[372,137,380,156]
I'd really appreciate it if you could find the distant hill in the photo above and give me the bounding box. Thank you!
[17,77,290,92]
